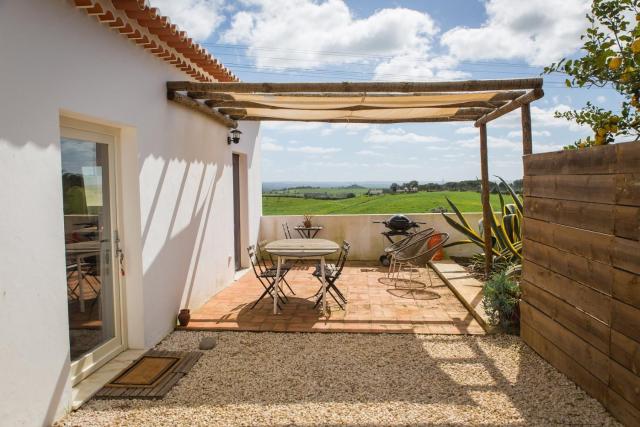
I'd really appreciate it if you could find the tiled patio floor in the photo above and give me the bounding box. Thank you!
[180,261,485,334]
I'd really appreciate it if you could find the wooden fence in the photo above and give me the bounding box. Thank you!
[521,141,640,426]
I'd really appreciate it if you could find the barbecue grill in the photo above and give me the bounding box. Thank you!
[373,215,425,265]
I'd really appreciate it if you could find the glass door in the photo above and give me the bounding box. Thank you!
[60,120,124,384]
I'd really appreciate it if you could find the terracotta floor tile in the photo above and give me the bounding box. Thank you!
[182,261,484,335]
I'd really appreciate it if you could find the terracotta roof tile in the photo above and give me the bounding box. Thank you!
[75,0,237,82]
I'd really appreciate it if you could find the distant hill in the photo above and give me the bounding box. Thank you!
[262,181,421,191]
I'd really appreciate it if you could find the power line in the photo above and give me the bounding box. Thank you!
[201,42,542,70]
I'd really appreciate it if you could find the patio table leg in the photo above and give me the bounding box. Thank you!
[320,256,327,316]
[76,254,85,313]
[273,256,282,314]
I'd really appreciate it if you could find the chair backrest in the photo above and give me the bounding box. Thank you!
[396,233,450,265]
[246,245,265,277]
[282,223,292,239]
[385,227,435,253]
[331,240,351,279]
[257,239,275,269]
[392,234,431,260]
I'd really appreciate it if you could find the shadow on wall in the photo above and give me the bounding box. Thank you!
[141,157,224,343]
[43,351,70,425]
[139,116,257,345]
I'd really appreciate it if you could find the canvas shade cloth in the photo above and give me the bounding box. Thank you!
[226,92,501,110]
[242,107,460,121]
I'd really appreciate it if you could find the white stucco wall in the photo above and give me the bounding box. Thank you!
[260,213,485,261]
[0,1,261,425]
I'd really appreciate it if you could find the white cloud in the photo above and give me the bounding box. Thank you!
[260,121,326,132]
[319,123,373,136]
[287,145,342,154]
[261,140,284,151]
[454,126,478,135]
[149,0,225,41]
[596,95,607,103]
[356,150,383,157]
[456,136,521,151]
[221,0,466,79]
[507,130,551,138]
[364,128,446,144]
[374,162,420,169]
[441,0,590,66]
[488,104,591,134]
[373,53,470,81]
[223,1,438,70]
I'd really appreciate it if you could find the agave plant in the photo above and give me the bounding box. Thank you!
[441,176,523,264]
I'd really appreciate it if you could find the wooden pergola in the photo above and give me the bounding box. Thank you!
[167,78,544,275]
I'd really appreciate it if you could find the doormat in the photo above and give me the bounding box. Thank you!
[95,350,202,399]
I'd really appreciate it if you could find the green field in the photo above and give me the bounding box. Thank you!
[263,191,502,215]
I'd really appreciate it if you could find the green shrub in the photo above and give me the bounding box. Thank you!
[482,271,521,333]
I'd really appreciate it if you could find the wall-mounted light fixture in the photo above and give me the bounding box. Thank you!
[227,128,242,145]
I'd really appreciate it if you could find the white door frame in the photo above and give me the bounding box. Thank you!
[60,116,128,385]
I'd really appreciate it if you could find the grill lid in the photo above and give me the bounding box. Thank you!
[386,214,414,231]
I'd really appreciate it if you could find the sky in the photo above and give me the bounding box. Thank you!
[150,0,623,183]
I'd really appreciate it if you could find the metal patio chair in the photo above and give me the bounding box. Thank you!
[385,227,435,277]
[312,241,351,310]
[282,222,293,239]
[257,240,295,295]
[247,245,289,310]
[391,233,449,288]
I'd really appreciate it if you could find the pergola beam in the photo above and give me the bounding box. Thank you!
[228,116,479,123]
[479,124,493,277]
[168,78,543,94]
[521,103,533,155]
[188,90,526,100]
[167,91,237,128]
[474,88,544,126]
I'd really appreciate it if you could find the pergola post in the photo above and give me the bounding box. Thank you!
[479,124,493,277]
[521,103,532,155]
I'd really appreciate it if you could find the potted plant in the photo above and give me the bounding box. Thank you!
[303,214,313,228]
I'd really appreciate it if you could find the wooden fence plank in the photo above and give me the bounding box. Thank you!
[523,218,615,262]
[523,144,619,176]
[523,238,612,295]
[613,237,640,275]
[616,142,640,174]
[523,151,564,176]
[611,300,640,344]
[614,206,640,240]
[611,329,640,376]
[522,260,611,323]
[606,388,640,427]
[523,218,640,272]
[609,361,640,410]
[616,174,640,206]
[612,268,640,309]
[521,321,608,402]
[521,280,610,354]
[525,196,615,235]
[524,174,616,204]
[523,141,640,175]
[524,173,640,208]
[520,301,609,382]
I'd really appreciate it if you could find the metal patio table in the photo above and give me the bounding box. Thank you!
[294,225,324,239]
[264,238,339,316]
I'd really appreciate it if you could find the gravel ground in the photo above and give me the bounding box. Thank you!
[59,331,619,426]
